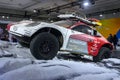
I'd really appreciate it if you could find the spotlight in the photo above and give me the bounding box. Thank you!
[83,2,89,6]
[83,0,95,6]
[113,12,116,15]
[2,16,5,18]
[79,0,95,9]
[7,16,9,19]
[29,18,32,21]
[33,9,37,13]
[99,14,103,17]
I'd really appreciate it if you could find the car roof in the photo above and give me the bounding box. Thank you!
[53,20,76,28]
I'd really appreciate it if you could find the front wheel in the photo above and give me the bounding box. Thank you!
[30,32,59,60]
[93,47,111,62]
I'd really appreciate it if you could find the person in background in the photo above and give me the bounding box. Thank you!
[113,34,118,50]
[6,23,14,43]
[6,23,18,45]
[1,33,9,41]
[0,27,3,40]
[107,34,113,43]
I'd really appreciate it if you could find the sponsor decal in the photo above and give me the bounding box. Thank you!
[67,38,88,54]
[70,34,93,42]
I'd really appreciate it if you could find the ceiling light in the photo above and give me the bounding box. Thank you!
[99,14,103,17]
[7,16,9,19]
[29,18,32,21]
[33,9,37,13]
[83,0,95,7]
[2,16,5,18]
[83,2,89,6]
[113,12,116,15]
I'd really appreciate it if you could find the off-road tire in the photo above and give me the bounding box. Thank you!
[30,32,59,60]
[93,47,111,62]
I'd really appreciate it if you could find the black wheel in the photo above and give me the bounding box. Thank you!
[93,47,111,62]
[30,32,59,60]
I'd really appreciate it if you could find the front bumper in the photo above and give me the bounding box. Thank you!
[10,31,31,44]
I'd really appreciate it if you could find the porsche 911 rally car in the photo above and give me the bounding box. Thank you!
[7,14,113,62]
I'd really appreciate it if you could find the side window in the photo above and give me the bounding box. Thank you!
[72,25,92,35]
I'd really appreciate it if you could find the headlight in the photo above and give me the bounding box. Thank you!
[13,26,18,31]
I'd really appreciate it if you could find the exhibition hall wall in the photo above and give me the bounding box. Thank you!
[97,18,120,38]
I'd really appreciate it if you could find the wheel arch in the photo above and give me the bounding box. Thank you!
[100,43,113,50]
[31,27,64,48]
[93,43,113,57]
[93,44,113,62]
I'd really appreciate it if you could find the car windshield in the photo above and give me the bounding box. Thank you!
[53,20,76,28]
[72,25,93,35]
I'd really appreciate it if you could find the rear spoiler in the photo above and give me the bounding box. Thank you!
[58,14,102,26]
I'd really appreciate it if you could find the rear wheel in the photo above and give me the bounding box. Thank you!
[93,47,111,62]
[30,32,59,60]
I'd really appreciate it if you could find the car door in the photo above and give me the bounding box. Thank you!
[67,25,96,54]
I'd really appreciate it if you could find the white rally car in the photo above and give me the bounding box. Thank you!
[7,14,113,62]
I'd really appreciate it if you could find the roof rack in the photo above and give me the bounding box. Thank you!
[58,14,102,26]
